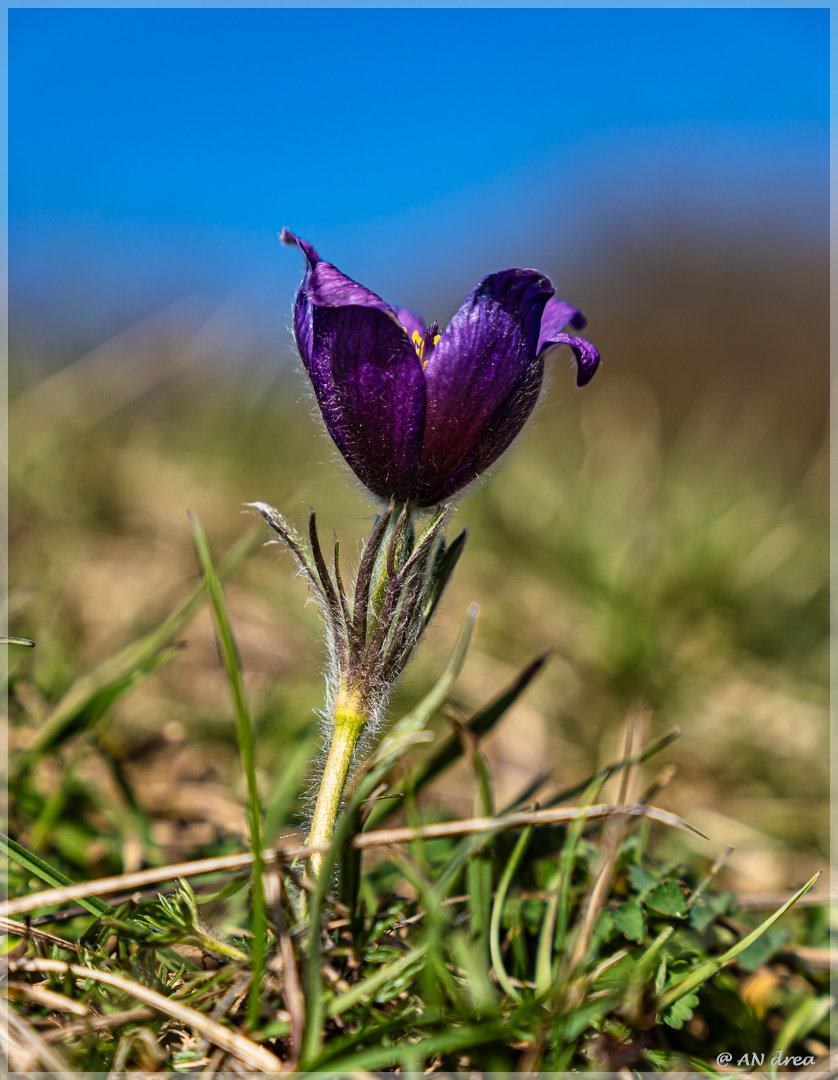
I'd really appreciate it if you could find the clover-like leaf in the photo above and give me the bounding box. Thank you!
[661,990,700,1030]
[646,880,687,917]
[612,899,646,943]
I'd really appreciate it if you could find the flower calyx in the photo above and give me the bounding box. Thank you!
[249,501,466,725]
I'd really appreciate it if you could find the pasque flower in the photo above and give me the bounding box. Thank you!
[282,229,600,507]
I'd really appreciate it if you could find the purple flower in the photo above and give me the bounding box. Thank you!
[281,229,600,507]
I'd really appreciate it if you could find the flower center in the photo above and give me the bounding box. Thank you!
[409,322,441,367]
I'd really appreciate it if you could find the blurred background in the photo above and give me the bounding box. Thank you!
[8,9,828,897]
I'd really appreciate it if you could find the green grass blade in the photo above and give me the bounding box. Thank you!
[554,777,607,963]
[465,740,494,966]
[188,513,266,1031]
[658,871,821,1012]
[450,928,497,1011]
[1,833,110,918]
[489,823,533,1000]
[535,776,604,994]
[534,867,562,995]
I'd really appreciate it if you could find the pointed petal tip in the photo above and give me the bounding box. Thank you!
[280,228,320,267]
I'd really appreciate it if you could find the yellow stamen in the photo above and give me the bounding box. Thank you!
[408,327,440,368]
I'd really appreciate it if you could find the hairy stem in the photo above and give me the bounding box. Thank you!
[307,693,367,879]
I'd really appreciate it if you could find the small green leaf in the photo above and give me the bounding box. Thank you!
[646,880,687,917]
[688,898,716,933]
[613,900,646,943]
[628,861,658,895]
[661,990,700,1030]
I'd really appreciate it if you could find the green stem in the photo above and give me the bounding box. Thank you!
[308,694,366,879]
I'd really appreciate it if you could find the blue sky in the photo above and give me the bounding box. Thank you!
[10,7,828,352]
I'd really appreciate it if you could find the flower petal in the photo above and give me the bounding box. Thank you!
[308,303,427,501]
[283,230,426,500]
[537,295,587,351]
[539,331,601,387]
[416,358,544,506]
[417,269,554,499]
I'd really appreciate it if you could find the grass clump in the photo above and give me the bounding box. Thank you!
[4,629,829,1072]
